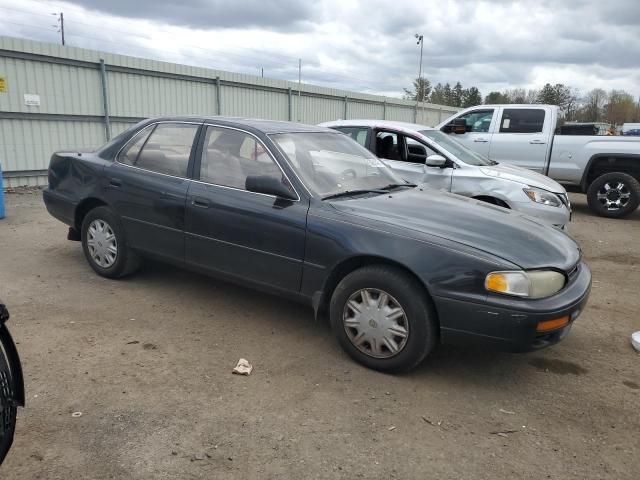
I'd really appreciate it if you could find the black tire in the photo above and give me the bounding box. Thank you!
[81,206,140,278]
[0,339,17,465]
[586,172,640,218]
[329,265,438,373]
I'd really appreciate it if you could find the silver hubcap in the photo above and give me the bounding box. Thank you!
[87,219,118,268]
[343,288,409,359]
[597,181,631,210]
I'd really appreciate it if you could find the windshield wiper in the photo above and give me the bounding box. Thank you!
[321,189,388,200]
[380,183,417,190]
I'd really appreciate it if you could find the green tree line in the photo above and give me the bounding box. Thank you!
[404,78,640,124]
[403,78,482,108]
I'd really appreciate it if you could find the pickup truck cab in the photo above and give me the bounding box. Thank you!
[321,119,571,229]
[437,105,640,218]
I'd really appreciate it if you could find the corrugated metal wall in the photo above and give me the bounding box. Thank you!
[0,36,459,187]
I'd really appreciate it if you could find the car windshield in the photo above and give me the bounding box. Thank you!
[270,132,408,198]
[418,130,493,166]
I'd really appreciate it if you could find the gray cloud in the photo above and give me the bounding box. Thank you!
[63,0,316,30]
[1,0,639,99]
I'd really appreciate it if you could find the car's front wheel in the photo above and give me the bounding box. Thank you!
[81,206,140,278]
[329,265,437,372]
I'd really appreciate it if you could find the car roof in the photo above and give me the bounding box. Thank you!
[319,119,435,133]
[141,116,333,134]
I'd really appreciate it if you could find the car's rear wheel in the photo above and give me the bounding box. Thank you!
[81,206,140,278]
[587,172,640,218]
[329,265,437,372]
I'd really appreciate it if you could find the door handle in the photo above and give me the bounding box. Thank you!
[191,197,210,208]
[529,140,546,145]
[473,138,488,143]
[109,178,122,188]
[161,191,183,200]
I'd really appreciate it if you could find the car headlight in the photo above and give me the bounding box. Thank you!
[485,270,566,298]
[523,187,562,207]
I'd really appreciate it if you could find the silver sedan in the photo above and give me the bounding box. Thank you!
[321,119,571,229]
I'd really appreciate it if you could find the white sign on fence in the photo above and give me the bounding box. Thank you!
[24,93,40,106]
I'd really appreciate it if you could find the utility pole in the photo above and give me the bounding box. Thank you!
[60,12,65,46]
[52,12,65,45]
[261,68,264,78]
[415,34,424,121]
[297,58,301,122]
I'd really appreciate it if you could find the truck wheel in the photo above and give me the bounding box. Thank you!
[587,172,640,218]
[329,265,438,373]
[81,206,140,278]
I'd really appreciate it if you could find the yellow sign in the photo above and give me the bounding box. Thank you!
[0,76,6,93]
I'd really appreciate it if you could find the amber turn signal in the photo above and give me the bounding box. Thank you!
[536,316,570,332]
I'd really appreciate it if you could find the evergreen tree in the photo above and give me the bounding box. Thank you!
[403,77,432,102]
[536,83,556,104]
[462,87,483,107]
[452,82,464,107]
[430,83,446,105]
[443,83,453,106]
[484,91,509,104]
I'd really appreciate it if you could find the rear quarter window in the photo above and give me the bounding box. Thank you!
[119,123,198,177]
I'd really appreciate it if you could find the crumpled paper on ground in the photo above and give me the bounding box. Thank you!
[232,358,253,375]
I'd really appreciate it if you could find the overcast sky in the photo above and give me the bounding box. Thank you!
[1,0,639,99]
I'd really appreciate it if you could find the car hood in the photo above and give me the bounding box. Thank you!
[479,163,565,193]
[331,188,580,270]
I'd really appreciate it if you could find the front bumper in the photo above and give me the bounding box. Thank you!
[510,200,571,229]
[434,261,591,352]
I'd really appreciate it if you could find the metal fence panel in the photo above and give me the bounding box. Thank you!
[346,100,385,120]
[384,104,416,123]
[295,94,344,124]
[221,85,289,120]
[0,56,103,116]
[107,71,217,117]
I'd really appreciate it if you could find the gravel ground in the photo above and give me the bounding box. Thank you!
[0,191,638,479]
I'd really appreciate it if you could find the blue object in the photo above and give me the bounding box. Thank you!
[0,162,5,220]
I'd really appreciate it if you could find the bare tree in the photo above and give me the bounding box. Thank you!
[605,90,637,125]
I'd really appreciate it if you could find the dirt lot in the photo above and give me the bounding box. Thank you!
[0,190,638,479]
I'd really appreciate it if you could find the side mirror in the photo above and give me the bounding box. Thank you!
[451,118,467,134]
[245,175,297,200]
[443,118,467,134]
[425,154,447,168]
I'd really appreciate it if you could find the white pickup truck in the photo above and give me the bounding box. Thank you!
[437,105,640,218]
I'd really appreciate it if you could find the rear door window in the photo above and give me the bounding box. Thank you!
[499,109,545,133]
[130,123,199,177]
[119,127,153,166]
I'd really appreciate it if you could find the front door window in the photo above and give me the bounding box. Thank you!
[456,110,494,133]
